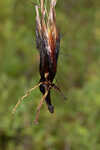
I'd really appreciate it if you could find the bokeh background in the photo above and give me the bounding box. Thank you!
[0,0,100,150]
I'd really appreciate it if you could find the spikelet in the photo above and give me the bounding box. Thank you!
[35,0,59,56]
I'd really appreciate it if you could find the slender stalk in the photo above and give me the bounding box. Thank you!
[34,89,48,124]
[52,84,67,100]
[12,82,42,114]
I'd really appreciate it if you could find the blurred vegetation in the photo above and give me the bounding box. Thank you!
[0,0,100,150]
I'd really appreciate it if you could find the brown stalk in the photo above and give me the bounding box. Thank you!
[34,89,49,124]
[12,82,42,114]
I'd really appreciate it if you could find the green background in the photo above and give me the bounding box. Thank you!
[0,0,100,149]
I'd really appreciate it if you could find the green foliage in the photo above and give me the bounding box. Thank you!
[0,0,100,150]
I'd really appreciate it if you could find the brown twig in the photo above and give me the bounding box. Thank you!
[52,84,67,100]
[12,82,42,114]
[12,80,65,124]
[34,89,49,124]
